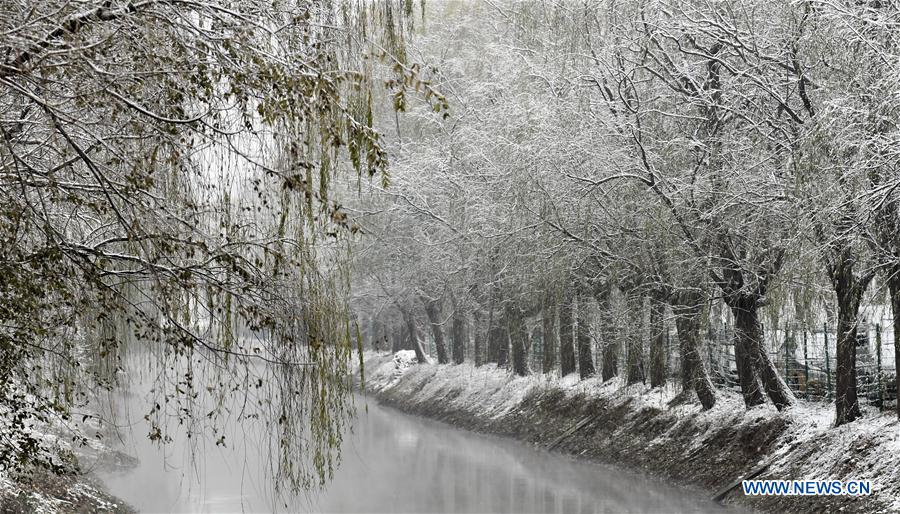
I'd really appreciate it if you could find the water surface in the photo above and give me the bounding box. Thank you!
[99,383,727,513]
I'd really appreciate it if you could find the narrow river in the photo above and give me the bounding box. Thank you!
[98,382,726,513]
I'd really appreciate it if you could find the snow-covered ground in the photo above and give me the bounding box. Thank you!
[365,350,545,419]
[361,350,900,512]
[0,467,128,513]
[365,350,718,422]
[0,410,134,512]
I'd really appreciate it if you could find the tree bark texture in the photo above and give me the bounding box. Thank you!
[559,289,577,376]
[829,249,871,425]
[649,297,667,388]
[507,305,530,376]
[391,320,402,353]
[473,309,484,367]
[576,294,595,379]
[420,296,449,364]
[671,292,716,410]
[451,308,466,364]
[625,294,645,385]
[597,289,618,381]
[541,298,557,374]
[400,306,427,364]
[730,296,795,411]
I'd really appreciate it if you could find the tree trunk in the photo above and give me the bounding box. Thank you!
[541,298,557,374]
[400,307,427,364]
[496,316,509,367]
[401,317,415,351]
[487,287,501,363]
[508,306,529,376]
[370,317,382,351]
[451,310,466,364]
[420,297,449,364]
[473,309,484,367]
[830,254,870,426]
[490,306,509,368]
[625,294,645,385]
[730,297,795,411]
[732,318,764,407]
[598,289,618,381]
[649,297,667,388]
[576,294,595,379]
[391,320,402,353]
[487,314,498,363]
[559,289,577,376]
[488,320,503,364]
[727,294,796,409]
[671,292,716,410]
[601,340,618,380]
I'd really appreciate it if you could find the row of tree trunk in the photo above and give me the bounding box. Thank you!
[365,280,723,411]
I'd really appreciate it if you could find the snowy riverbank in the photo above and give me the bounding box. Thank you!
[0,416,136,513]
[360,351,900,513]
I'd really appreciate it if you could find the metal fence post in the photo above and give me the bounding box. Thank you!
[803,329,809,398]
[824,322,831,401]
[877,323,883,409]
[784,323,790,386]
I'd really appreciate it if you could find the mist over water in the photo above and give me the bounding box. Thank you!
[98,359,726,513]
[95,355,284,513]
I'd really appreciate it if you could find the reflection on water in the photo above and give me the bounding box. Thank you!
[100,374,727,513]
[310,396,724,514]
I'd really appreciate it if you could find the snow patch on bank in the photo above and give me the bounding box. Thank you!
[365,350,710,422]
[367,353,577,419]
[0,471,124,513]
[368,350,419,389]
[0,398,134,512]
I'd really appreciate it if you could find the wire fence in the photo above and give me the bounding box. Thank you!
[698,319,897,411]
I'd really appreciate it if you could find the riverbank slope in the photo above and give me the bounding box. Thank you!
[0,418,136,513]
[361,351,899,514]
